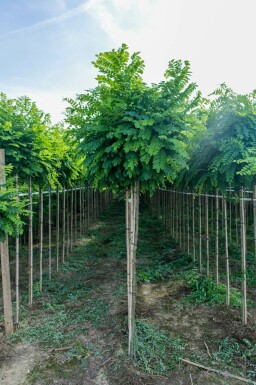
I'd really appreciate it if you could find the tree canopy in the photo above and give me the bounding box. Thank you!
[65,44,205,193]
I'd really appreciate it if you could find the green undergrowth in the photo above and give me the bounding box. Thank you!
[192,336,256,381]
[185,270,242,307]
[133,320,185,374]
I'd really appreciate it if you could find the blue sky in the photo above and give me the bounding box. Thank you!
[0,0,255,122]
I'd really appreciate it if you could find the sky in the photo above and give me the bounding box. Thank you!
[0,0,255,123]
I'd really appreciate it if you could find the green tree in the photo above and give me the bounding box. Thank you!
[65,44,204,354]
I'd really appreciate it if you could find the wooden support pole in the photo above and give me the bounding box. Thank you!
[240,188,247,325]
[48,184,52,280]
[0,149,13,333]
[224,198,230,306]
[15,174,20,324]
[56,185,60,271]
[28,176,33,306]
[215,189,219,285]
[39,187,43,291]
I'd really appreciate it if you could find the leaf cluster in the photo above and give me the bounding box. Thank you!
[65,44,205,193]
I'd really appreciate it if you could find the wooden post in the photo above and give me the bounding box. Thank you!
[48,184,52,280]
[61,186,66,263]
[28,176,33,306]
[224,198,230,306]
[215,189,219,285]
[199,194,202,272]
[253,185,256,266]
[56,185,60,271]
[39,187,43,291]
[205,193,209,276]
[15,174,20,324]
[240,188,247,325]
[0,149,14,333]
[70,186,74,252]
[192,191,195,263]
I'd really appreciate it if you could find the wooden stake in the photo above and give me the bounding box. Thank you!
[39,187,43,291]
[61,186,66,263]
[192,192,195,263]
[56,185,60,271]
[224,198,230,306]
[215,189,219,285]
[240,187,247,325]
[199,195,202,272]
[205,193,209,276]
[253,185,256,266]
[0,149,13,333]
[15,174,20,324]
[28,176,33,306]
[48,184,52,280]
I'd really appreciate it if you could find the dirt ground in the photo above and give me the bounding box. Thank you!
[1,201,256,385]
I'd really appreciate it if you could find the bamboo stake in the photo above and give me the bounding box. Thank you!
[28,176,33,306]
[253,185,256,266]
[74,186,77,242]
[224,198,230,306]
[128,186,134,356]
[70,186,74,252]
[0,149,13,333]
[56,185,60,271]
[235,202,239,247]
[205,193,209,276]
[199,195,202,272]
[48,184,52,280]
[61,186,66,263]
[192,192,195,263]
[79,184,82,236]
[187,189,190,256]
[240,187,247,325]
[215,189,219,285]
[179,194,182,248]
[39,186,43,291]
[15,174,20,324]
[66,189,70,255]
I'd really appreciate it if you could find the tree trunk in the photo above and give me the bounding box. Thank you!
[127,181,140,356]
[28,176,33,306]
[70,186,74,252]
[240,188,247,325]
[56,185,60,271]
[61,186,66,263]
[215,189,219,285]
[253,185,256,266]
[224,198,230,306]
[199,194,202,272]
[48,184,52,280]
[39,187,43,291]
[205,193,209,276]
[15,174,20,324]
[192,191,195,263]
[0,149,13,333]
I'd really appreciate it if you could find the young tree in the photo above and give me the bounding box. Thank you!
[66,44,204,355]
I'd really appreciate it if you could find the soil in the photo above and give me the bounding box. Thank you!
[1,200,256,385]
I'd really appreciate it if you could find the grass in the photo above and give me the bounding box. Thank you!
[134,320,185,374]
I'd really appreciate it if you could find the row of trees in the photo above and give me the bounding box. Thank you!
[65,45,256,354]
[0,94,114,334]
[1,43,255,355]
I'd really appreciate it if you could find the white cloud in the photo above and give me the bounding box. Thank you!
[86,0,256,94]
[0,0,100,40]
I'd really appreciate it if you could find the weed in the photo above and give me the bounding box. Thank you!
[185,271,242,307]
[113,282,127,298]
[134,320,185,374]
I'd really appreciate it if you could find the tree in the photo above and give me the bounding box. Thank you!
[66,44,204,355]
